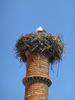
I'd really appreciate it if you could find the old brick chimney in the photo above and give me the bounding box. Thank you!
[22,52,52,100]
[15,26,64,100]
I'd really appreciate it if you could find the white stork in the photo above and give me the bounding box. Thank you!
[36,26,46,32]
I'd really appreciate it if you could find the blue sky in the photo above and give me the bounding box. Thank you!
[0,0,75,100]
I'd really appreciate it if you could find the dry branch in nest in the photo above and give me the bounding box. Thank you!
[15,31,65,64]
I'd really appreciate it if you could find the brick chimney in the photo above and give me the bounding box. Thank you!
[15,26,65,100]
[22,52,52,100]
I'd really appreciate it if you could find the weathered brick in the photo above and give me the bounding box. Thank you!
[23,52,52,100]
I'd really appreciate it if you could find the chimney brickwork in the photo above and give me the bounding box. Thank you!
[23,52,52,100]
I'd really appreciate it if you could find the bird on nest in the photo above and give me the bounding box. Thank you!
[36,26,46,32]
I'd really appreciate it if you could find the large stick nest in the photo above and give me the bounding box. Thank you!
[15,31,65,64]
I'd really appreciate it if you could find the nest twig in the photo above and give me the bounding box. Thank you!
[15,31,65,64]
